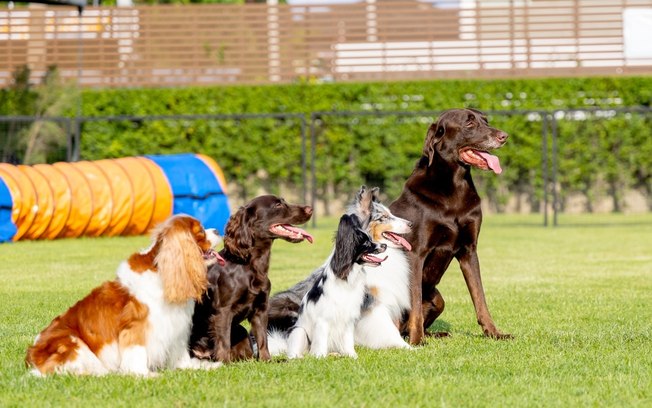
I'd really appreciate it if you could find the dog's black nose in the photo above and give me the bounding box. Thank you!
[496,132,508,143]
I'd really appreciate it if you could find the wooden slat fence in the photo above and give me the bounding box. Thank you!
[1,0,651,88]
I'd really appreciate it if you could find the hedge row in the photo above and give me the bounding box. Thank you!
[2,76,652,212]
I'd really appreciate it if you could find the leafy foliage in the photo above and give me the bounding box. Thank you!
[2,76,652,211]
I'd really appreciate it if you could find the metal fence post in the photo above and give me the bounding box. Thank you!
[72,117,81,162]
[542,112,549,227]
[551,111,559,227]
[64,117,73,162]
[310,113,318,228]
[300,115,307,207]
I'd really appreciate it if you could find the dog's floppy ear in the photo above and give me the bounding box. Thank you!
[155,217,209,304]
[424,120,446,166]
[467,107,487,121]
[330,214,360,280]
[223,205,253,261]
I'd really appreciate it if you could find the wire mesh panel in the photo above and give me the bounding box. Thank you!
[309,110,549,224]
[0,116,72,164]
[551,107,652,224]
[78,113,308,206]
[2,108,652,227]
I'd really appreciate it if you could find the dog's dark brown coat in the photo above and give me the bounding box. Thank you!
[390,108,511,345]
[190,195,312,363]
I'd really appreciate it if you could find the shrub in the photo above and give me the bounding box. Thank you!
[2,76,652,212]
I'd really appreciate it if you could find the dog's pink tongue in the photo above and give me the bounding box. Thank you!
[476,151,502,174]
[388,232,412,252]
[366,254,388,264]
[207,249,226,266]
[284,225,314,243]
[215,251,226,266]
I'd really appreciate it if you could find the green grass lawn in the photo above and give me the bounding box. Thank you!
[1,214,651,407]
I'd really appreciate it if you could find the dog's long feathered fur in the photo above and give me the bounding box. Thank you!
[268,186,413,353]
[26,215,223,376]
[284,214,387,358]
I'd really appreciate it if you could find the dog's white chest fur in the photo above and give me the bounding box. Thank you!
[315,267,367,325]
[117,263,195,370]
[290,263,367,358]
[354,247,412,350]
[364,247,410,319]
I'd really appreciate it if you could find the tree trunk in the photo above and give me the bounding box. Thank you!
[582,185,593,213]
[645,182,652,211]
[608,179,622,213]
[320,182,335,217]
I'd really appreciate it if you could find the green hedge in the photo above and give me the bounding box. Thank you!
[2,76,652,211]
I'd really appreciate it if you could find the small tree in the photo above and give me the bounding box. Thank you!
[21,65,79,164]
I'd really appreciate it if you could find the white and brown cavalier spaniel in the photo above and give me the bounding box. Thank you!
[26,214,224,376]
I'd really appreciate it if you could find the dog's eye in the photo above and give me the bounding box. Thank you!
[274,202,284,208]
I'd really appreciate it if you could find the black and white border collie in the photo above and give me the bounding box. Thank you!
[286,214,386,359]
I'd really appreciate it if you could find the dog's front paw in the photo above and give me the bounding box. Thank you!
[408,326,425,346]
[339,349,358,359]
[484,329,513,340]
[192,347,213,360]
[215,349,232,364]
[199,360,222,370]
[258,349,271,361]
[426,331,450,338]
[133,370,159,378]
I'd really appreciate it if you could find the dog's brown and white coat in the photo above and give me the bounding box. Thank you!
[25,215,224,376]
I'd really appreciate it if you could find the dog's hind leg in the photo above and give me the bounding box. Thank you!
[230,324,255,361]
[62,338,110,376]
[268,329,289,357]
[422,287,449,337]
[356,306,410,349]
[287,327,309,359]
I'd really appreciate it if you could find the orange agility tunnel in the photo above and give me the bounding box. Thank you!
[0,153,231,242]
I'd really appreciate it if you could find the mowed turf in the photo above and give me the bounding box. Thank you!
[0,214,650,407]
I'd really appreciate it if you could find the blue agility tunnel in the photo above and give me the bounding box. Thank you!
[0,180,17,242]
[146,153,231,236]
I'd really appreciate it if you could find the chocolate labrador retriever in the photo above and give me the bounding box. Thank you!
[390,108,511,345]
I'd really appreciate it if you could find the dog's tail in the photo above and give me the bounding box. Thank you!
[267,271,322,332]
[267,329,290,357]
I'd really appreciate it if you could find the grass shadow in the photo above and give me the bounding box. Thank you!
[426,319,452,337]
